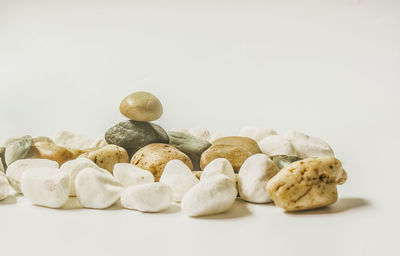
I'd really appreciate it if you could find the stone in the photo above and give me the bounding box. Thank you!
[210,133,231,142]
[113,163,154,187]
[238,154,279,203]
[27,141,77,166]
[5,135,33,166]
[119,91,163,122]
[131,143,193,181]
[189,128,211,141]
[181,174,237,217]
[0,172,9,200]
[266,156,348,211]
[79,144,129,174]
[284,130,334,159]
[192,171,202,180]
[169,128,189,133]
[21,167,70,208]
[33,137,54,144]
[60,158,110,196]
[6,159,59,193]
[0,147,6,173]
[159,160,199,202]
[200,158,235,182]
[258,135,297,157]
[75,167,124,209]
[213,136,261,154]
[200,136,262,172]
[167,131,211,170]
[239,126,277,142]
[54,130,95,149]
[91,137,108,148]
[105,120,169,157]
[120,183,172,212]
[272,155,302,169]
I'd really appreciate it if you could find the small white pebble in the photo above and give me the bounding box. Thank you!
[0,173,9,201]
[54,130,95,149]
[238,154,279,203]
[200,158,235,182]
[189,128,211,141]
[159,160,199,202]
[21,167,70,208]
[113,163,154,187]
[6,159,59,193]
[239,126,277,142]
[258,135,297,157]
[181,174,237,217]
[75,168,123,209]
[121,183,172,212]
[284,130,334,158]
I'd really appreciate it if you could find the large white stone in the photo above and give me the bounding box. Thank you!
[60,158,110,196]
[189,128,211,141]
[113,163,154,187]
[75,168,123,209]
[200,158,235,181]
[238,153,279,203]
[120,183,172,212]
[258,135,297,157]
[159,160,199,202]
[239,126,277,142]
[21,167,70,208]
[0,172,9,200]
[181,174,237,217]
[54,130,95,149]
[6,159,59,193]
[284,130,334,159]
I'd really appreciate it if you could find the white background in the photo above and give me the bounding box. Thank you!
[0,1,399,255]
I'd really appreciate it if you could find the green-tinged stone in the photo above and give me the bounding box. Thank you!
[271,155,301,169]
[5,135,33,166]
[168,131,211,170]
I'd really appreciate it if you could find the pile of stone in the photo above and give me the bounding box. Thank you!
[0,91,348,217]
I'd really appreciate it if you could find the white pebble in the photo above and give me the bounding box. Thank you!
[60,158,110,196]
[0,173,9,200]
[284,130,334,159]
[239,126,277,142]
[6,159,59,193]
[258,135,297,157]
[189,128,211,141]
[54,130,94,149]
[21,167,70,208]
[182,174,237,217]
[75,168,123,209]
[113,163,154,188]
[200,158,235,181]
[159,160,199,202]
[238,154,279,203]
[169,128,190,133]
[121,183,172,212]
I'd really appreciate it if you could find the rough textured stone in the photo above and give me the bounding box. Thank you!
[0,172,9,200]
[271,155,302,169]
[113,163,154,187]
[266,156,347,212]
[119,91,163,121]
[284,130,334,159]
[79,145,129,174]
[105,120,169,157]
[54,130,95,149]
[5,135,33,166]
[259,135,297,157]
[131,143,193,182]
[239,126,277,142]
[167,131,211,170]
[189,128,211,141]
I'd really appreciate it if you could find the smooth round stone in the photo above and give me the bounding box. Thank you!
[131,143,193,182]
[167,131,211,171]
[5,135,33,166]
[119,91,163,121]
[105,120,169,157]
[212,136,261,154]
[79,145,129,174]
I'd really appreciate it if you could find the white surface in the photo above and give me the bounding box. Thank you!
[0,0,399,255]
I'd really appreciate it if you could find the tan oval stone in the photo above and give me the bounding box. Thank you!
[119,91,163,121]
[131,143,193,181]
[27,142,75,166]
[266,156,348,212]
[79,145,129,174]
[200,144,253,172]
[212,136,261,154]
